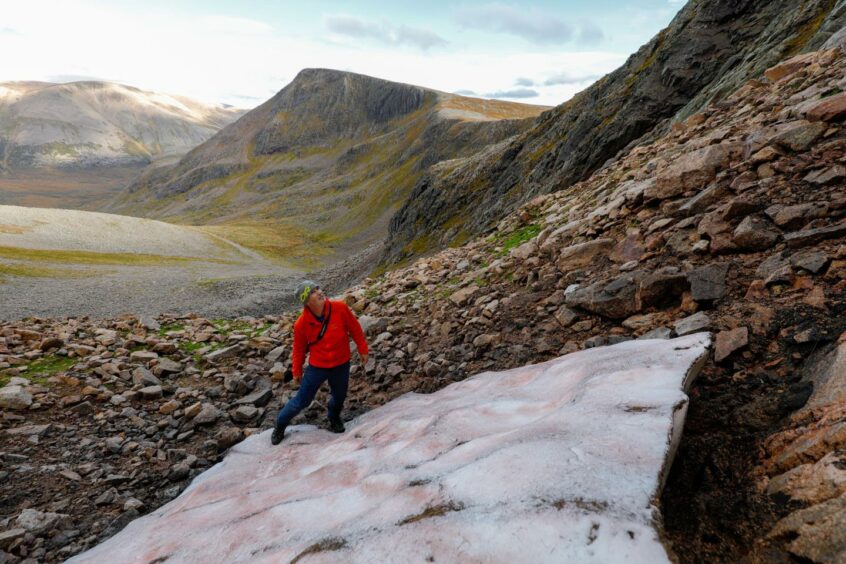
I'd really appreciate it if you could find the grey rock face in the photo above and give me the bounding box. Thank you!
[383,0,845,265]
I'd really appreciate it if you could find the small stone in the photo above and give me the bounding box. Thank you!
[233,387,272,407]
[193,403,222,425]
[123,498,145,511]
[205,344,241,363]
[715,327,748,362]
[38,337,64,352]
[0,528,26,548]
[154,358,182,376]
[688,263,729,302]
[159,399,181,415]
[184,402,203,419]
[5,424,51,437]
[638,327,673,340]
[139,385,163,400]
[622,314,657,331]
[129,350,158,362]
[231,405,258,422]
[132,367,161,387]
[674,312,712,336]
[732,216,781,251]
[16,508,67,536]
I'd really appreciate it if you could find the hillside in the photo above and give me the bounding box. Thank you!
[0,34,846,563]
[0,81,244,169]
[0,81,245,209]
[2,42,845,561]
[109,70,546,261]
[384,0,846,265]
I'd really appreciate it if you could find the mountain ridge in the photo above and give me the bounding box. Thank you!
[109,69,547,265]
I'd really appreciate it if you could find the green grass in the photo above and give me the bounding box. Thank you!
[0,262,92,279]
[497,224,541,255]
[1,354,77,385]
[0,246,222,266]
[157,323,185,337]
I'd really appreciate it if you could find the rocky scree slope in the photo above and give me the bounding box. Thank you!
[0,81,244,170]
[2,46,846,562]
[109,69,545,256]
[385,0,846,265]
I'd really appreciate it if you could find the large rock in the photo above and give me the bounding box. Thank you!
[770,120,827,152]
[0,385,33,411]
[16,508,69,536]
[688,263,729,302]
[565,273,642,319]
[556,239,615,271]
[784,220,846,248]
[806,92,846,122]
[766,492,846,563]
[647,144,730,200]
[637,267,689,308]
[714,327,748,362]
[732,216,781,251]
[68,334,711,564]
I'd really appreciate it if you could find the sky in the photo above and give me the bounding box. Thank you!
[0,1,685,109]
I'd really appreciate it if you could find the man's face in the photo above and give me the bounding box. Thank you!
[306,286,325,310]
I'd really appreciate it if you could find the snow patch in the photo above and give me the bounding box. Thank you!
[70,333,710,563]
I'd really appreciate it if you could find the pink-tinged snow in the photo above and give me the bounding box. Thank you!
[70,333,710,564]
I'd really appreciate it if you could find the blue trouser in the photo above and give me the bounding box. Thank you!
[275,362,350,428]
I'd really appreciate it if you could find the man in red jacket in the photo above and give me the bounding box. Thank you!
[271,280,369,445]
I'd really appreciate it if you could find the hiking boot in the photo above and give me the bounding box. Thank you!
[328,417,345,434]
[271,424,287,445]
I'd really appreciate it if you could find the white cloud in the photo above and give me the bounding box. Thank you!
[0,1,626,108]
[325,14,447,50]
[485,88,538,99]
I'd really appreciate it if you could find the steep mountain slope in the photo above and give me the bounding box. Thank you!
[385,0,846,265]
[110,70,546,260]
[1,43,845,562]
[0,81,244,169]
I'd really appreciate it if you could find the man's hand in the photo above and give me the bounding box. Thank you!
[360,353,368,367]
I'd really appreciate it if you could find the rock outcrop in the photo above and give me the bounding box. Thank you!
[384,0,846,264]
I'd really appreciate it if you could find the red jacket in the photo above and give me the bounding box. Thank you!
[291,300,368,377]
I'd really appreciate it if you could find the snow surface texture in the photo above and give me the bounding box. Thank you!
[71,333,710,564]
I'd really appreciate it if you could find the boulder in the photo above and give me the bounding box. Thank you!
[15,508,68,536]
[785,220,846,248]
[688,263,729,302]
[715,327,748,362]
[637,267,689,308]
[732,216,781,251]
[556,239,615,271]
[674,312,712,336]
[648,144,730,200]
[0,385,32,411]
[565,273,642,319]
[806,92,846,122]
[770,120,827,152]
[766,492,846,563]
